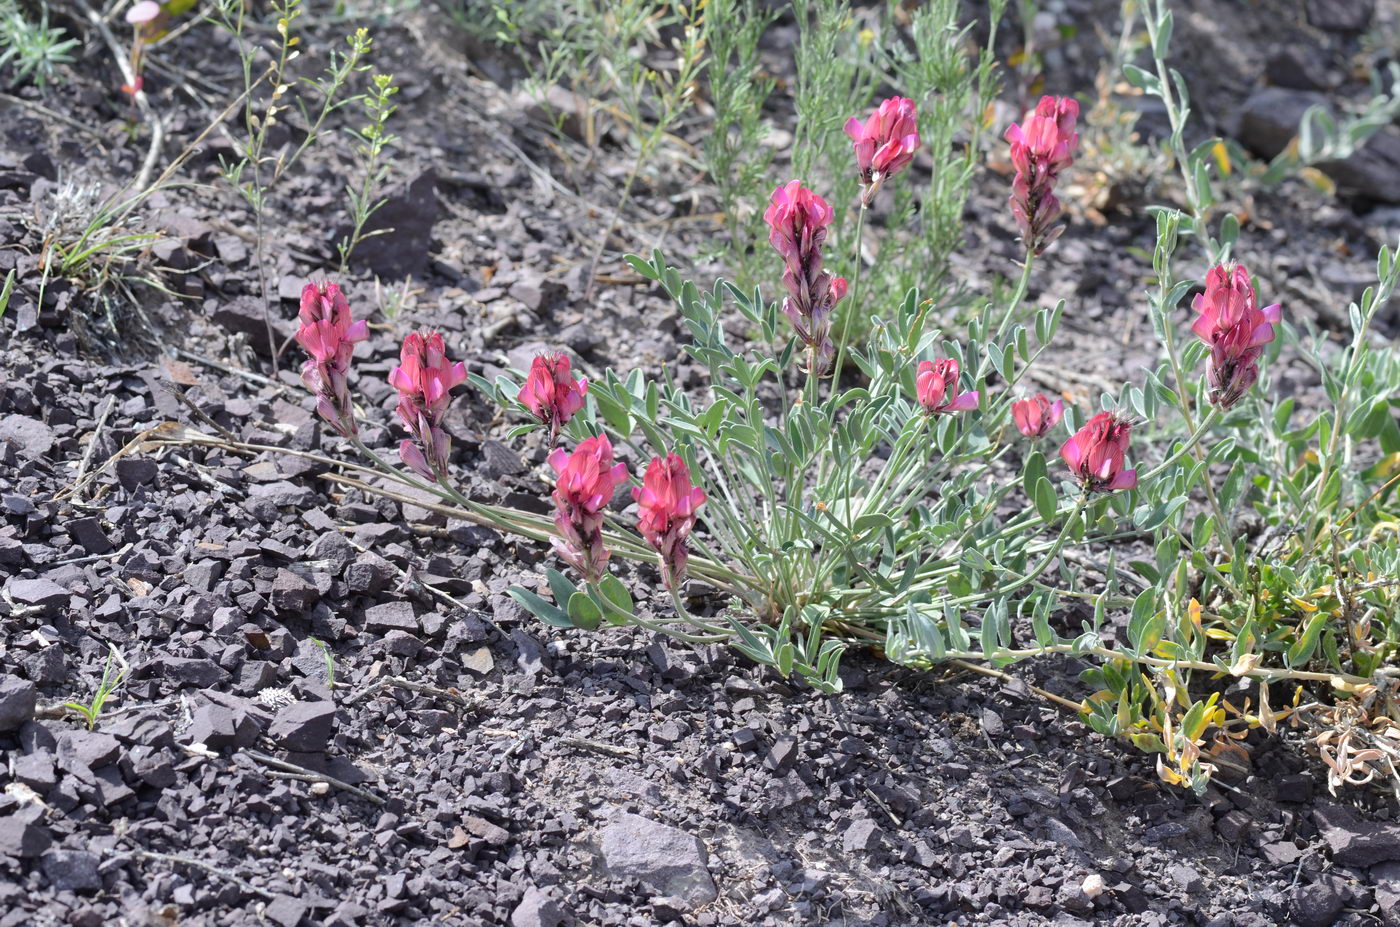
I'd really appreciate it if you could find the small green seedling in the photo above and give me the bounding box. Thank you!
[310,637,336,689]
[62,646,130,730]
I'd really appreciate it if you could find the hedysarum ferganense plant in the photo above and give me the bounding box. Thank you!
[222,62,1400,796]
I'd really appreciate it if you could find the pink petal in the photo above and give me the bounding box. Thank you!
[398,440,433,479]
[1060,434,1084,470]
[1108,469,1137,491]
[946,391,979,412]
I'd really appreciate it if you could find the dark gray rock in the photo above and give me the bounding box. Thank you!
[1314,804,1400,867]
[0,811,51,858]
[1265,47,1337,92]
[1373,861,1400,927]
[211,295,293,356]
[345,169,438,278]
[271,569,320,613]
[1238,88,1324,160]
[68,517,113,555]
[843,818,881,853]
[59,731,120,769]
[0,414,56,459]
[511,886,563,927]
[115,457,158,491]
[187,696,262,749]
[346,554,394,595]
[41,849,102,892]
[5,577,70,611]
[1276,773,1313,803]
[268,700,336,753]
[1237,88,1400,203]
[1291,874,1346,927]
[309,531,356,574]
[764,734,798,773]
[599,813,717,907]
[162,657,230,688]
[0,677,36,731]
[1306,0,1374,31]
[1169,863,1203,893]
[365,601,417,634]
[264,895,310,927]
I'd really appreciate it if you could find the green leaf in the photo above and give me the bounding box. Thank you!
[1033,476,1056,523]
[596,574,634,619]
[508,585,573,629]
[1023,450,1047,499]
[566,591,603,631]
[852,513,894,535]
[1285,612,1327,668]
[545,569,579,608]
[1151,9,1173,58]
[1123,64,1161,94]
[624,253,658,280]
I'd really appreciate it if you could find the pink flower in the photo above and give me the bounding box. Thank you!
[294,281,368,438]
[1060,412,1137,492]
[916,359,979,415]
[549,435,629,583]
[518,354,588,440]
[845,97,920,206]
[1190,264,1282,409]
[633,454,707,590]
[1006,95,1079,255]
[764,180,847,375]
[388,332,467,479]
[125,1,161,24]
[1012,393,1065,438]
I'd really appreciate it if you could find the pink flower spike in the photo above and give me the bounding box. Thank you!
[1060,412,1136,493]
[1005,95,1079,256]
[916,359,978,415]
[550,436,629,584]
[518,353,588,440]
[1011,393,1066,438]
[294,280,367,438]
[633,454,707,590]
[845,97,920,206]
[765,180,845,376]
[389,332,467,479]
[1190,263,1282,409]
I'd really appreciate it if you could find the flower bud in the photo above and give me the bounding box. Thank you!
[1012,393,1065,438]
[916,359,979,415]
[1060,412,1137,492]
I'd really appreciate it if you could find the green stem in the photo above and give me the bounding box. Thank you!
[828,202,867,394]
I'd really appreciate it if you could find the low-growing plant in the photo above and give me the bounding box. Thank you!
[0,268,14,319]
[0,0,78,88]
[337,71,400,274]
[62,646,130,731]
[163,2,1400,796]
[213,0,373,370]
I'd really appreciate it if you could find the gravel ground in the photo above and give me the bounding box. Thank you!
[3,1,1400,924]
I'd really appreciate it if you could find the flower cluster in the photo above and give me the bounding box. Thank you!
[634,455,707,590]
[765,180,848,376]
[1061,412,1137,493]
[845,97,921,207]
[1006,95,1079,256]
[916,359,979,415]
[389,332,468,480]
[550,436,629,584]
[1012,393,1065,438]
[1190,264,1282,410]
[518,353,588,441]
[295,281,368,438]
